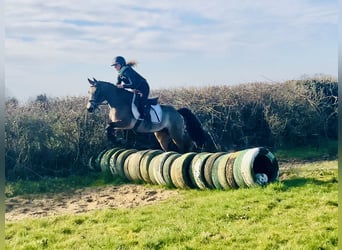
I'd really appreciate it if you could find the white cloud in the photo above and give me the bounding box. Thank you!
[5,0,337,101]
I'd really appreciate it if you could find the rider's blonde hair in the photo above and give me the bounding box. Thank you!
[127,61,137,67]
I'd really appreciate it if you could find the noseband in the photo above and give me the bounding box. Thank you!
[88,85,108,108]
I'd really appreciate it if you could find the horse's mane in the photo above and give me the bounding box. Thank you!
[96,80,132,96]
[97,80,114,86]
[95,80,121,92]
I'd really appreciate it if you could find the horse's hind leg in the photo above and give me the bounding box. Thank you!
[154,130,175,152]
[172,134,192,153]
[167,125,193,153]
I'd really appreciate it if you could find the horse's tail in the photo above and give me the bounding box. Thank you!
[177,108,219,152]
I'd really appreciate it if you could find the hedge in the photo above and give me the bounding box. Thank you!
[5,77,337,180]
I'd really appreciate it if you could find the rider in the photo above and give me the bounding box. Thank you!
[111,56,151,124]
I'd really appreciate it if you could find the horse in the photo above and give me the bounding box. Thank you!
[86,78,218,153]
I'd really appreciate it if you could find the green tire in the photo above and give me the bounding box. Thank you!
[189,152,212,189]
[211,154,225,190]
[140,150,163,184]
[95,149,108,171]
[225,151,239,189]
[88,156,96,171]
[100,147,121,172]
[162,153,181,188]
[233,149,250,188]
[115,149,138,180]
[203,152,226,189]
[233,147,280,188]
[109,148,126,177]
[149,151,176,186]
[216,153,233,190]
[124,150,150,182]
[170,152,197,189]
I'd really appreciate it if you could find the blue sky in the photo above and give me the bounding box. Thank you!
[5,0,337,102]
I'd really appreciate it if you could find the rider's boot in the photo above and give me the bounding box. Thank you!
[143,105,152,129]
[138,105,145,120]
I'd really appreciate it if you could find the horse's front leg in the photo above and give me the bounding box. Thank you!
[106,123,119,143]
[106,120,132,143]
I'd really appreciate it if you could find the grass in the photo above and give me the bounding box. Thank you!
[5,160,338,249]
[274,139,337,161]
[5,172,124,198]
[5,140,337,198]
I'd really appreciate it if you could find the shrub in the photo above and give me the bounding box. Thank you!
[5,76,337,180]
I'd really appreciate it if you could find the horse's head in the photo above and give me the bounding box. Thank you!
[86,78,106,112]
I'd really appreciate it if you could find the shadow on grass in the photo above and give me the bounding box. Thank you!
[5,171,130,198]
[281,177,337,189]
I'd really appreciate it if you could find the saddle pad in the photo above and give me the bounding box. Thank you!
[132,94,162,124]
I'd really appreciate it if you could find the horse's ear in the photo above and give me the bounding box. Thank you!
[93,77,98,83]
[88,78,96,86]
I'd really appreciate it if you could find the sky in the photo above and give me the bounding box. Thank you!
[5,0,338,102]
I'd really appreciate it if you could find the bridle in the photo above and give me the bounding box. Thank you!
[87,85,107,111]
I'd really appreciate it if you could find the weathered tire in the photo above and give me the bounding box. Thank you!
[123,153,135,181]
[115,149,138,180]
[249,147,279,184]
[100,147,121,172]
[148,157,159,185]
[109,148,126,176]
[95,149,108,171]
[88,156,96,171]
[225,151,239,189]
[257,148,279,183]
[99,150,111,172]
[99,149,111,172]
[170,152,197,189]
[189,152,212,190]
[215,153,234,190]
[233,149,251,188]
[162,153,181,188]
[124,150,150,182]
[211,154,225,190]
[203,152,226,189]
[149,151,176,186]
[124,150,147,182]
[140,150,163,184]
[233,147,279,187]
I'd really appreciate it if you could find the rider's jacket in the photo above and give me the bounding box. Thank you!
[116,65,149,94]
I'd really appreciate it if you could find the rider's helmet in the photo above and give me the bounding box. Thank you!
[111,56,126,67]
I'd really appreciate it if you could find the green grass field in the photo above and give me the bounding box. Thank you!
[5,159,338,250]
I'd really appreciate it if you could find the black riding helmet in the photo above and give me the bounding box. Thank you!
[111,56,126,67]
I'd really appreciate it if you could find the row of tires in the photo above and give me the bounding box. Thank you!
[89,147,279,189]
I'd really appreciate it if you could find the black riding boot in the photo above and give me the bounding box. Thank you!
[143,105,152,129]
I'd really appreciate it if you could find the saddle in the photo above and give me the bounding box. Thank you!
[132,94,162,124]
[146,97,159,106]
[133,94,158,109]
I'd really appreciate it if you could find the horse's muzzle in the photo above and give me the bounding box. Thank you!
[86,102,96,112]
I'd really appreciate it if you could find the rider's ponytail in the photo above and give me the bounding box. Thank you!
[127,61,137,67]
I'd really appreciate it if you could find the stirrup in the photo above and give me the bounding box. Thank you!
[138,114,145,120]
[144,121,152,129]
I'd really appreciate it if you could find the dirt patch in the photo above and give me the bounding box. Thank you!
[5,184,178,221]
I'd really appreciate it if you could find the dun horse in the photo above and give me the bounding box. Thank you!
[86,78,217,153]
